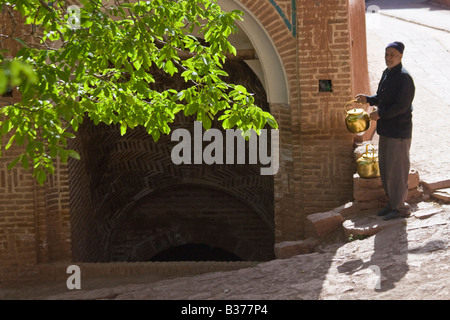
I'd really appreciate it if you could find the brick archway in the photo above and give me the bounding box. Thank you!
[218,0,289,105]
[108,184,274,261]
[68,50,275,262]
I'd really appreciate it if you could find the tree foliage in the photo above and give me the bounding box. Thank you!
[0,0,277,184]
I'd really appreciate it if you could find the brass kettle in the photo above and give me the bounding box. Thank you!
[356,144,380,179]
[344,99,370,133]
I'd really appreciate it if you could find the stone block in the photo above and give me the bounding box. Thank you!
[413,207,443,219]
[422,179,450,194]
[353,170,421,203]
[431,188,450,203]
[407,188,424,203]
[353,174,385,202]
[353,186,386,202]
[306,211,344,238]
[337,200,387,217]
[353,173,383,189]
[342,215,406,238]
[274,237,319,259]
[408,169,420,190]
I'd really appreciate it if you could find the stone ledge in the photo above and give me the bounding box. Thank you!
[274,237,320,259]
[1,260,261,287]
[342,215,406,238]
[306,210,344,238]
[431,188,450,203]
[421,179,450,194]
[412,206,444,219]
[352,169,422,203]
[337,200,385,218]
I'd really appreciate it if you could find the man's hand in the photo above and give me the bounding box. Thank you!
[370,111,380,121]
[355,94,368,104]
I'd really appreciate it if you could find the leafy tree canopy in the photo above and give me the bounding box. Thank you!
[0,0,277,184]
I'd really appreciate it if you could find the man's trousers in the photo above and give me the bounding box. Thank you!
[378,135,411,213]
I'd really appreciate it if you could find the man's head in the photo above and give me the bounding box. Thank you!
[385,41,404,70]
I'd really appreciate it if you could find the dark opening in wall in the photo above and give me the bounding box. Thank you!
[68,55,275,263]
[319,80,332,92]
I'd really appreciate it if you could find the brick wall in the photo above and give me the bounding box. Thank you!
[0,8,72,285]
[247,0,365,241]
[295,0,355,231]
[348,0,374,142]
[0,133,71,285]
[240,0,302,242]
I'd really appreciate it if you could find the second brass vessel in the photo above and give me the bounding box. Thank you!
[356,144,380,179]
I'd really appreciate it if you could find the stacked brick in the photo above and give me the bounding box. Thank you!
[0,137,72,285]
[293,0,363,232]
[337,143,423,217]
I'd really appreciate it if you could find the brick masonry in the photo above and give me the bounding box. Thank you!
[0,0,370,285]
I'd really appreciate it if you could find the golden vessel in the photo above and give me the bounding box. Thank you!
[356,144,380,179]
[344,99,370,133]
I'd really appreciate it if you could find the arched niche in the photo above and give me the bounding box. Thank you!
[218,0,289,105]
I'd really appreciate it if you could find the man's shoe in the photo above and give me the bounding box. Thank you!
[377,207,391,216]
[382,210,409,220]
[383,210,400,220]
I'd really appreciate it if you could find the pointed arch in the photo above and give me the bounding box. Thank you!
[218,0,289,104]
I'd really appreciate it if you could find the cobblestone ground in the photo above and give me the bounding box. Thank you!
[2,202,447,300]
[365,0,450,183]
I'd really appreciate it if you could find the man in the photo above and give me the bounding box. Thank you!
[356,41,415,220]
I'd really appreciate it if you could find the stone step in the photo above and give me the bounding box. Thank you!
[342,215,406,238]
[276,202,445,259]
[422,179,450,194]
[274,237,320,259]
[412,206,444,219]
[351,169,423,209]
[431,188,450,203]
[305,210,344,238]
[342,204,444,238]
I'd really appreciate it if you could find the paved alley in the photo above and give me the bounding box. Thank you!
[364,0,450,183]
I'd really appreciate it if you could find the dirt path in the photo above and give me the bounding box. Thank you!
[365,0,450,184]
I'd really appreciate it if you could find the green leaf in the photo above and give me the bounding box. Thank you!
[133,58,142,70]
[184,102,199,116]
[59,148,68,163]
[7,156,21,170]
[1,119,13,135]
[5,135,15,150]
[0,69,7,94]
[164,60,177,76]
[67,150,80,160]
[0,0,279,186]
[151,130,160,142]
[36,169,47,186]
[13,37,29,48]
[21,154,29,170]
[120,122,127,136]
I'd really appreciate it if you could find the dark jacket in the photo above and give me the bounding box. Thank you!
[367,63,415,139]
